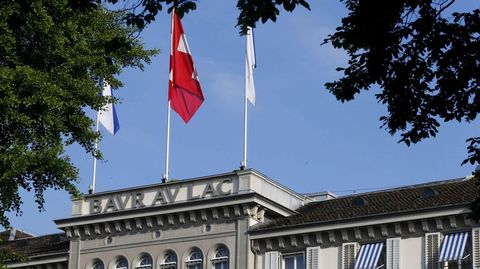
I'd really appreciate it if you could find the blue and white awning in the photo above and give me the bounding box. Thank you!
[439,232,469,262]
[354,242,384,269]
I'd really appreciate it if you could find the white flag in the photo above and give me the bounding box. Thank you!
[98,81,120,135]
[245,27,256,105]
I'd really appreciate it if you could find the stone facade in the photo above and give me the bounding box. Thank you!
[1,169,478,269]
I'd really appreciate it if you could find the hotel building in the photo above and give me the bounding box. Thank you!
[1,169,478,269]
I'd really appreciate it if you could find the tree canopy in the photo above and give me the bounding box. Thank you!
[0,0,156,228]
[1,0,478,230]
[324,0,479,167]
[85,0,311,34]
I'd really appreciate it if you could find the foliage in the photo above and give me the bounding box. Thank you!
[2,0,478,231]
[0,0,157,228]
[322,0,480,219]
[323,0,479,165]
[87,0,310,34]
[0,242,27,268]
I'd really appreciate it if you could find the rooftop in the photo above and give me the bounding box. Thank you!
[0,233,68,258]
[252,176,479,232]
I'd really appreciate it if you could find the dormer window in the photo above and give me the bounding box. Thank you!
[352,197,368,207]
[421,188,439,198]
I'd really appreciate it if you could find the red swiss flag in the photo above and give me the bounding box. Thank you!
[168,11,204,123]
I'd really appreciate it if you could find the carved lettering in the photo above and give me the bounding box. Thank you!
[90,199,102,214]
[165,186,180,202]
[152,189,167,205]
[87,178,235,215]
[201,182,217,198]
[217,178,232,195]
[115,194,130,210]
[133,192,145,208]
[104,196,118,212]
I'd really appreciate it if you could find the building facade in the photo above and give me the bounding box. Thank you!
[1,169,479,269]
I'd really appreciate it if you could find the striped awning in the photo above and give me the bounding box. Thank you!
[354,242,384,269]
[439,232,469,262]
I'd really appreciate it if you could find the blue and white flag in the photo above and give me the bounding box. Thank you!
[98,81,120,135]
[245,27,256,105]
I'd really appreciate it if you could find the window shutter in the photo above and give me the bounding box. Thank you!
[386,238,400,269]
[473,228,480,269]
[425,232,440,269]
[264,251,279,269]
[342,243,358,269]
[306,246,320,269]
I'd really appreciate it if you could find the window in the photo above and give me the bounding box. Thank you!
[212,247,229,269]
[264,251,279,269]
[386,238,400,269]
[282,253,305,269]
[342,243,358,269]
[305,247,320,269]
[186,249,203,269]
[438,232,471,269]
[425,231,475,269]
[160,252,177,269]
[342,242,387,269]
[354,242,385,269]
[116,258,128,269]
[473,228,480,269]
[136,255,152,269]
[425,233,441,269]
[92,261,104,269]
[420,188,439,198]
[351,197,368,207]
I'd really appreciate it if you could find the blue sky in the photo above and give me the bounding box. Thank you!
[6,0,479,235]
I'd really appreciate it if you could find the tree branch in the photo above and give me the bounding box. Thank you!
[436,0,455,17]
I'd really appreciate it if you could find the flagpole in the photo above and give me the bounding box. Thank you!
[242,67,248,170]
[163,10,174,184]
[163,101,171,183]
[89,112,100,194]
[242,27,255,170]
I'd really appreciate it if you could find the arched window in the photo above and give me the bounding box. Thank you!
[115,258,128,269]
[160,252,177,269]
[212,247,229,269]
[92,261,104,269]
[136,255,152,269]
[186,249,203,269]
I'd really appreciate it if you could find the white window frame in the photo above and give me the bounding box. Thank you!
[306,246,320,269]
[160,252,177,269]
[212,247,229,269]
[386,238,400,269]
[425,232,441,269]
[342,243,359,269]
[473,228,480,269]
[281,252,305,269]
[265,251,279,269]
[186,249,203,269]
[136,255,152,269]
